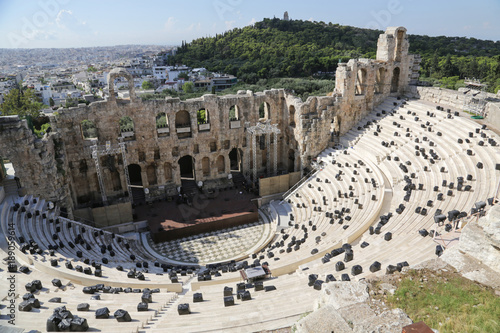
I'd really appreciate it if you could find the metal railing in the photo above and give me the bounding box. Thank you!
[280,167,319,204]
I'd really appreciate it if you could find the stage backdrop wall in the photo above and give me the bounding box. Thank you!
[259,172,301,197]
[74,202,133,227]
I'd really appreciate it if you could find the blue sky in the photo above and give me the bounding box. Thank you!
[0,0,498,48]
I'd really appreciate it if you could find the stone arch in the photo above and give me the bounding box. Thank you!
[175,110,192,138]
[164,162,172,182]
[375,67,386,94]
[128,164,142,186]
[107,67,136,102]
[146,164,157,186]
[217,155,225,174]
[289,105,296,127]
[202,157,210,176]
[391,67,400,93]
[179,155,195,179]
[229,148,243,172]
[259,102,271,120]
[355,68,367,95]
[81,120,97,140]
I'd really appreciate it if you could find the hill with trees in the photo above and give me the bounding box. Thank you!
[168,18,500,93]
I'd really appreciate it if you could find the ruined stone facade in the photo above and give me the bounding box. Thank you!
[0,27,419,216]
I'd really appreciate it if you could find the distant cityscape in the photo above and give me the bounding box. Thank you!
[0,45,238,112]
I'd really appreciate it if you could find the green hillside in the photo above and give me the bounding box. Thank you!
[168,18,500,93]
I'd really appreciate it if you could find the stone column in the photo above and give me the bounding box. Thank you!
[266,134,271,177]
[244,124,251,181]
[252,133,257,186]
[273,131,278,176]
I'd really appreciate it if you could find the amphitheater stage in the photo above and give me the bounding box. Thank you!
[137,188,260,243]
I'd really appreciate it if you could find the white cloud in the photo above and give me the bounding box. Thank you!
[225,20,236,30]
[56,9,73,29]
[249,18,256,26]
[165,16,177,30]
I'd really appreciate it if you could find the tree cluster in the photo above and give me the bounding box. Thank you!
[169,18,500,92]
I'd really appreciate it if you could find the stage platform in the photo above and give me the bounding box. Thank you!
[135,187,259,243]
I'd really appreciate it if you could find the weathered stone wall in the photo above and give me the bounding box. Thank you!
[408,86,500,129]
[0,116,72,215]
[0,26,418,213]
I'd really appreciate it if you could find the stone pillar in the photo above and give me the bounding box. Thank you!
[266,134,271,177]
[244,124,251,181]
[252,133,257,186]
[141,170,149,187]
[273,132,278,176]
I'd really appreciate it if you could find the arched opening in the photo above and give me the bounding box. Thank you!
[119,116,134,139]
[229,105,241,129]
[229,148,243,172]
[391,67,400,93]
[113,77,132,100]
[156,112,169,137]
[178,155,195,179]
[146,164,157,186]
[128,164,142,186]
[197,108,210,131]
[175,110,192,138]
[107,68,137,102]
[81,120,97,140]
[197,108,208,124]
[217,155,225,174]
[229,105,239,120]
[355,68,367,95]
[375,68,386,94]
[289,105,296,127]
[259,102,270,120]
[288,149,295,173]
[202,157,210,176]
[164,162,172,182]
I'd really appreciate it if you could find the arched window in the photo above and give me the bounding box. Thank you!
[197,108,210,131]
[156,112,169,136]
[81,120,97,139]
[119,116,134,140]
[229,105,241,128]
[355,68,367,95]
[217,155,225,174]
[107,68,136,102]
[259,102,270,120]
[175,110,191,138]
[202,157,210,176]
[147,164,157,186]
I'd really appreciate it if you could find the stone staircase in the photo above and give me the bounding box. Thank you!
[1,178,19,196]
[131,186,146,204]
[231,171,246,188]
[181,179,198,196]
